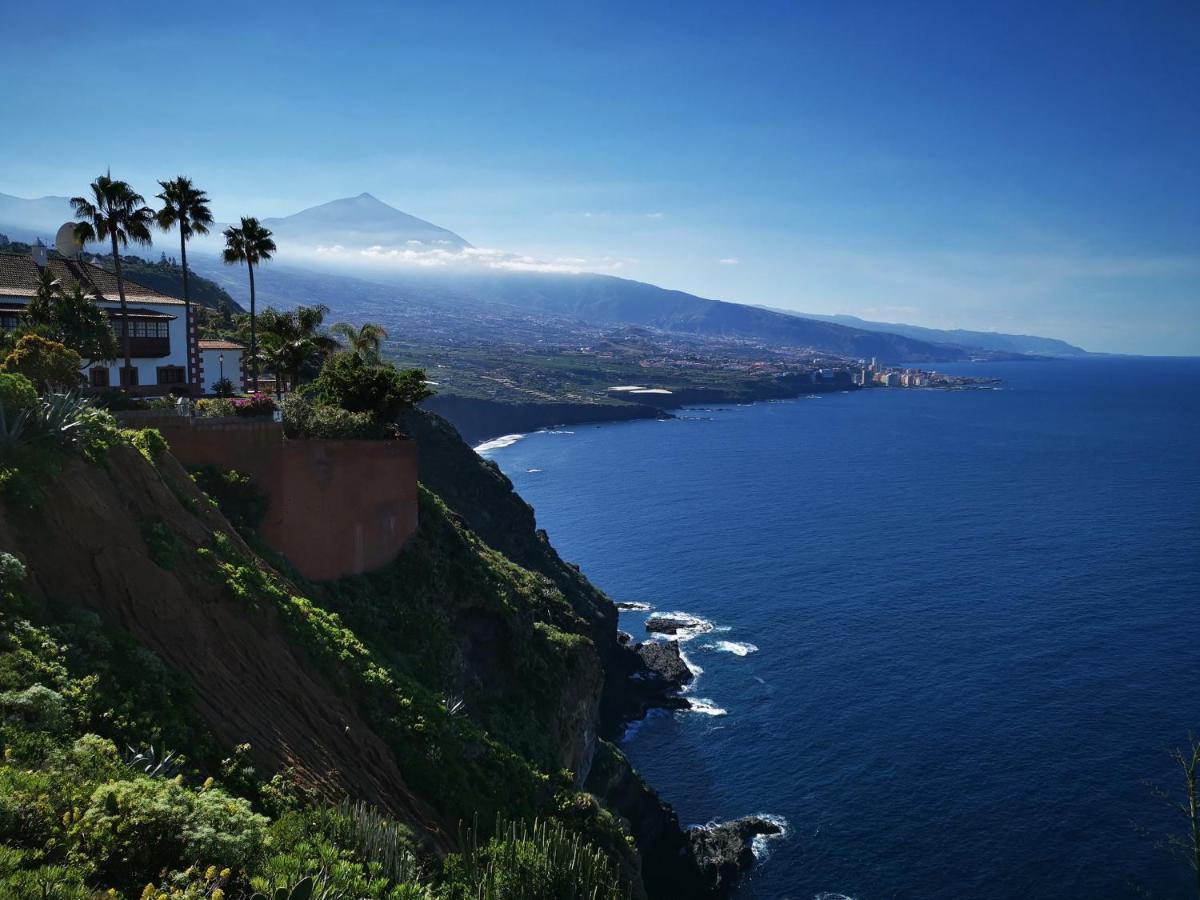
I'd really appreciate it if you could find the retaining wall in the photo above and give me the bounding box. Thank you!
[120,414,418,580]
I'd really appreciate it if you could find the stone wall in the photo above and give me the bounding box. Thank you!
[120,414,418,580]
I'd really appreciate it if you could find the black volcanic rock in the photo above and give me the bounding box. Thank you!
[645,613,709,637]
[687,817,784,896]
[636,640,693,687]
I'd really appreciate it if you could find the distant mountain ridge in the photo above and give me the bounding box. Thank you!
[772,310,1091,357]
[0,189,1083,362]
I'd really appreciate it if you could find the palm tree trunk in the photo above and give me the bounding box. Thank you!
[248,262,258,392]
[179,229,192,390]
[112,233,132,378]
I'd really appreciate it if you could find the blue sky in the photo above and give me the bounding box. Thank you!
[1,0,1197,354]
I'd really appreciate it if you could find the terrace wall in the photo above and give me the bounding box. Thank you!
[119,414,418,580]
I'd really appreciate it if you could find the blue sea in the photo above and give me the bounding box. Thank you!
[480,358,1200,900]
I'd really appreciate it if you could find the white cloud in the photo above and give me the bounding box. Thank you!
[718,257,740,265]
[300,240,627,275]
[645,212,665,219]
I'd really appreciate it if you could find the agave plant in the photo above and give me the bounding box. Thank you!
[0,404,31,449]
[35,393,95,449]
[123,744,181,779]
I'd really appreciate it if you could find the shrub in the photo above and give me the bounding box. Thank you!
[282,396,387,440]
[440,818,628,900]
[0,552,25,592]
[125,427,169,462]
[312,355,430,423]
[141,520,179,570]
[75,777,268,891]
[91,389,141,411]
[0,685,70,735]
[0,373,37,414]
[232,394,276,418]
[212,377,235,398]
[0,335,82,393]
[190,466,268,533]
[195,398,237,418]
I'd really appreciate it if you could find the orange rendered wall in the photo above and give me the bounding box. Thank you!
[121,415,418,580]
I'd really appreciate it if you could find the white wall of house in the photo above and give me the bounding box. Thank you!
[199,347,245,395]
[89,300,189,390]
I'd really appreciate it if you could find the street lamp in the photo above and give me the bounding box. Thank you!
[218,353,225,384]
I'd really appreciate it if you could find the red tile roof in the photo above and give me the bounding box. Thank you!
[198,339,245,350]
[0,251,184,306]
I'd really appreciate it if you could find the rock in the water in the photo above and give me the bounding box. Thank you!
[636,640,693,687]
[687,817,784,896]
[644,612,711,637]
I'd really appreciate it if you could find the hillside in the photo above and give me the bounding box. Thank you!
[780,310,1091,357]
[84,252,246,313]
[0,406,765,897]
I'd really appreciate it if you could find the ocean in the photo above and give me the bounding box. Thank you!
[480,357,1200,899]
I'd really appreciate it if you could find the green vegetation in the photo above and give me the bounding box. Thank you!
[252,304,339,398]
[311,354,431,423]
[0,391,122,511]
[23,268,118,366]
[1,334,82,392]
[188,466,268,534]
[0,364,639,897]
[87,253,242,313]
[282,396,386,440]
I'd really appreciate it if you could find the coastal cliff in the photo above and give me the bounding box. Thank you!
[0,412,772,898]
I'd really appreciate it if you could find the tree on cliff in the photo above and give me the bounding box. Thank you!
[311,353,431,422]
[222,217,276,392]
[156,177,214,387]
[71,173,155,378]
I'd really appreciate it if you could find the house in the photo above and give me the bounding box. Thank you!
[197,339,247,394]
[0,243,200,395]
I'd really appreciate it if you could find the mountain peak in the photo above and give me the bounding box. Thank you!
[262,194,472,250]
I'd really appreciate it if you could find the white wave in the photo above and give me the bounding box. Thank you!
[750,813,789,860]
[544,429,575,435]
[526,468,542,473]
[615,601,653,611]
[707,640,759,656]
[814,895,858,900]
[474,433,526,454]
[685,698,727,716]
[646,611,715,641]
[679,648,704,679]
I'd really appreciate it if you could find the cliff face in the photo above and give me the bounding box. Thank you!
[0,417,757,898]
[0,445,445,839]
[398,408,675,735]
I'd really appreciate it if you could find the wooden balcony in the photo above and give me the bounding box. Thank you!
[122,336,170,358]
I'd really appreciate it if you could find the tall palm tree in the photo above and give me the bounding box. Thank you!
[222,217,276,391]
[71,173,154,377]
[156,177,213,389]
[330,321,389,364]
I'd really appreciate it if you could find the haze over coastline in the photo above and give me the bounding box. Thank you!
[1,1,1197,355]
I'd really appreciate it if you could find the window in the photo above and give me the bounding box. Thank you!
[156,366,185,385]
[119,366,138,386]
[0,312,20,331]
[89,368,110,388]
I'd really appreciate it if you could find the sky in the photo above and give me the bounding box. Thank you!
[1,0,1197,354]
